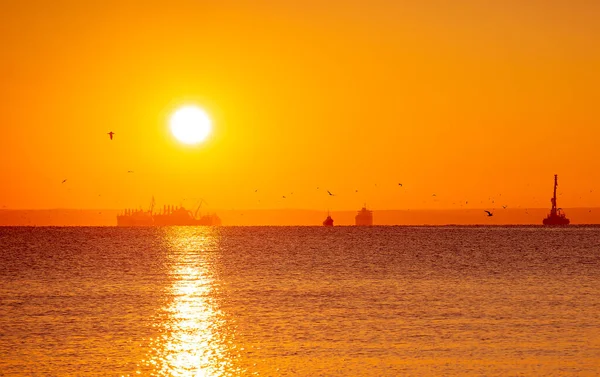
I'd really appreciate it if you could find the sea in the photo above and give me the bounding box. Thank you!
[0,226,599,376]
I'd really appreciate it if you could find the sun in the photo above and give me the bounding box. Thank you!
[169,105,212,145]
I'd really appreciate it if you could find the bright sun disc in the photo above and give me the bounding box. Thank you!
[170,106,212,145]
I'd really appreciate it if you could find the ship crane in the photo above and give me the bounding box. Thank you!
[194,199,207,219]
[543,174,570,225]
[149,196,155,215]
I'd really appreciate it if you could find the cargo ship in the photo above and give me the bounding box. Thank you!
[355,205,373,226]
[322,212,334,226]
[542,174,570,226]
[116,208,153,226]
[117,198,221,226]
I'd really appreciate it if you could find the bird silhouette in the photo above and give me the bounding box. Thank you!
[127,171,134,173]
[61,179,67,184]
[327,190,334,196]
[432,194,437,197]
[502,205,508,209]
[484,210,493,217]
[282,196,286,199]
[398,183,403,187]
[107,131,114,140]
[255,189,258,192]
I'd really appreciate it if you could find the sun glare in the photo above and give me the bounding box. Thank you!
[170,106,212,145]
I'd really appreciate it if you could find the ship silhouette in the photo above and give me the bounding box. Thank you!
[322,211,334,226]
[355,204,373,226]
[117,198,221,226]
[542,174,570,226]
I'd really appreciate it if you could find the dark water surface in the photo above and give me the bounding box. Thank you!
[1,226,599,376]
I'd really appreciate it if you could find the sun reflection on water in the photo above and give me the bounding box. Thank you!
[142,227,240,376]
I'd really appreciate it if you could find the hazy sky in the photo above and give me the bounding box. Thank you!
[1,0,599,211]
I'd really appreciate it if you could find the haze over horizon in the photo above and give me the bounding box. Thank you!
[2,1,599,216]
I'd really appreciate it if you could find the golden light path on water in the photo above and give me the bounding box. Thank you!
[142,227,241,376]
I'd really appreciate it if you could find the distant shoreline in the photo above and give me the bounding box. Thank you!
[1,208,599,226]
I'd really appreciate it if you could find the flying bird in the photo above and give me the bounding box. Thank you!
[61,179,67,184]
[502,205,508,209]
[282,196,286,199]
[127,171,134,173]
[432,194,437,197]
[107,131,114,140]
[255,189,258,192]
[327,190,334,196]
[398,183,403,187]
[484,210,494,217]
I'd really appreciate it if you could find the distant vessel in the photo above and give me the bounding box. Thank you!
[322,212,334,226]
[116,208,153,226]
[542,174,570,226]
[355,205,373,226]
[153,205,222,226]
[117,198,221,226]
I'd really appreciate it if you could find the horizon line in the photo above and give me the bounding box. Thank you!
[1,207,599,212]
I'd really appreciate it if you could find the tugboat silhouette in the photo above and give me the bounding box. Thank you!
[322,211,334,226]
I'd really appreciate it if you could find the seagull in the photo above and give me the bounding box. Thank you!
[61,179,67,184]
[107,131,114,140]
[127,171,134,173]
[282,196,286,199]
[327,190,334,196]
[255,189,258,192]
[398,183,403,187]
[484,210,493,217]
[502,205,508,209]
[432,194,437,197]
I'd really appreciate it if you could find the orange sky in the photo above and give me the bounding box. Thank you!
[1,0,599,213]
